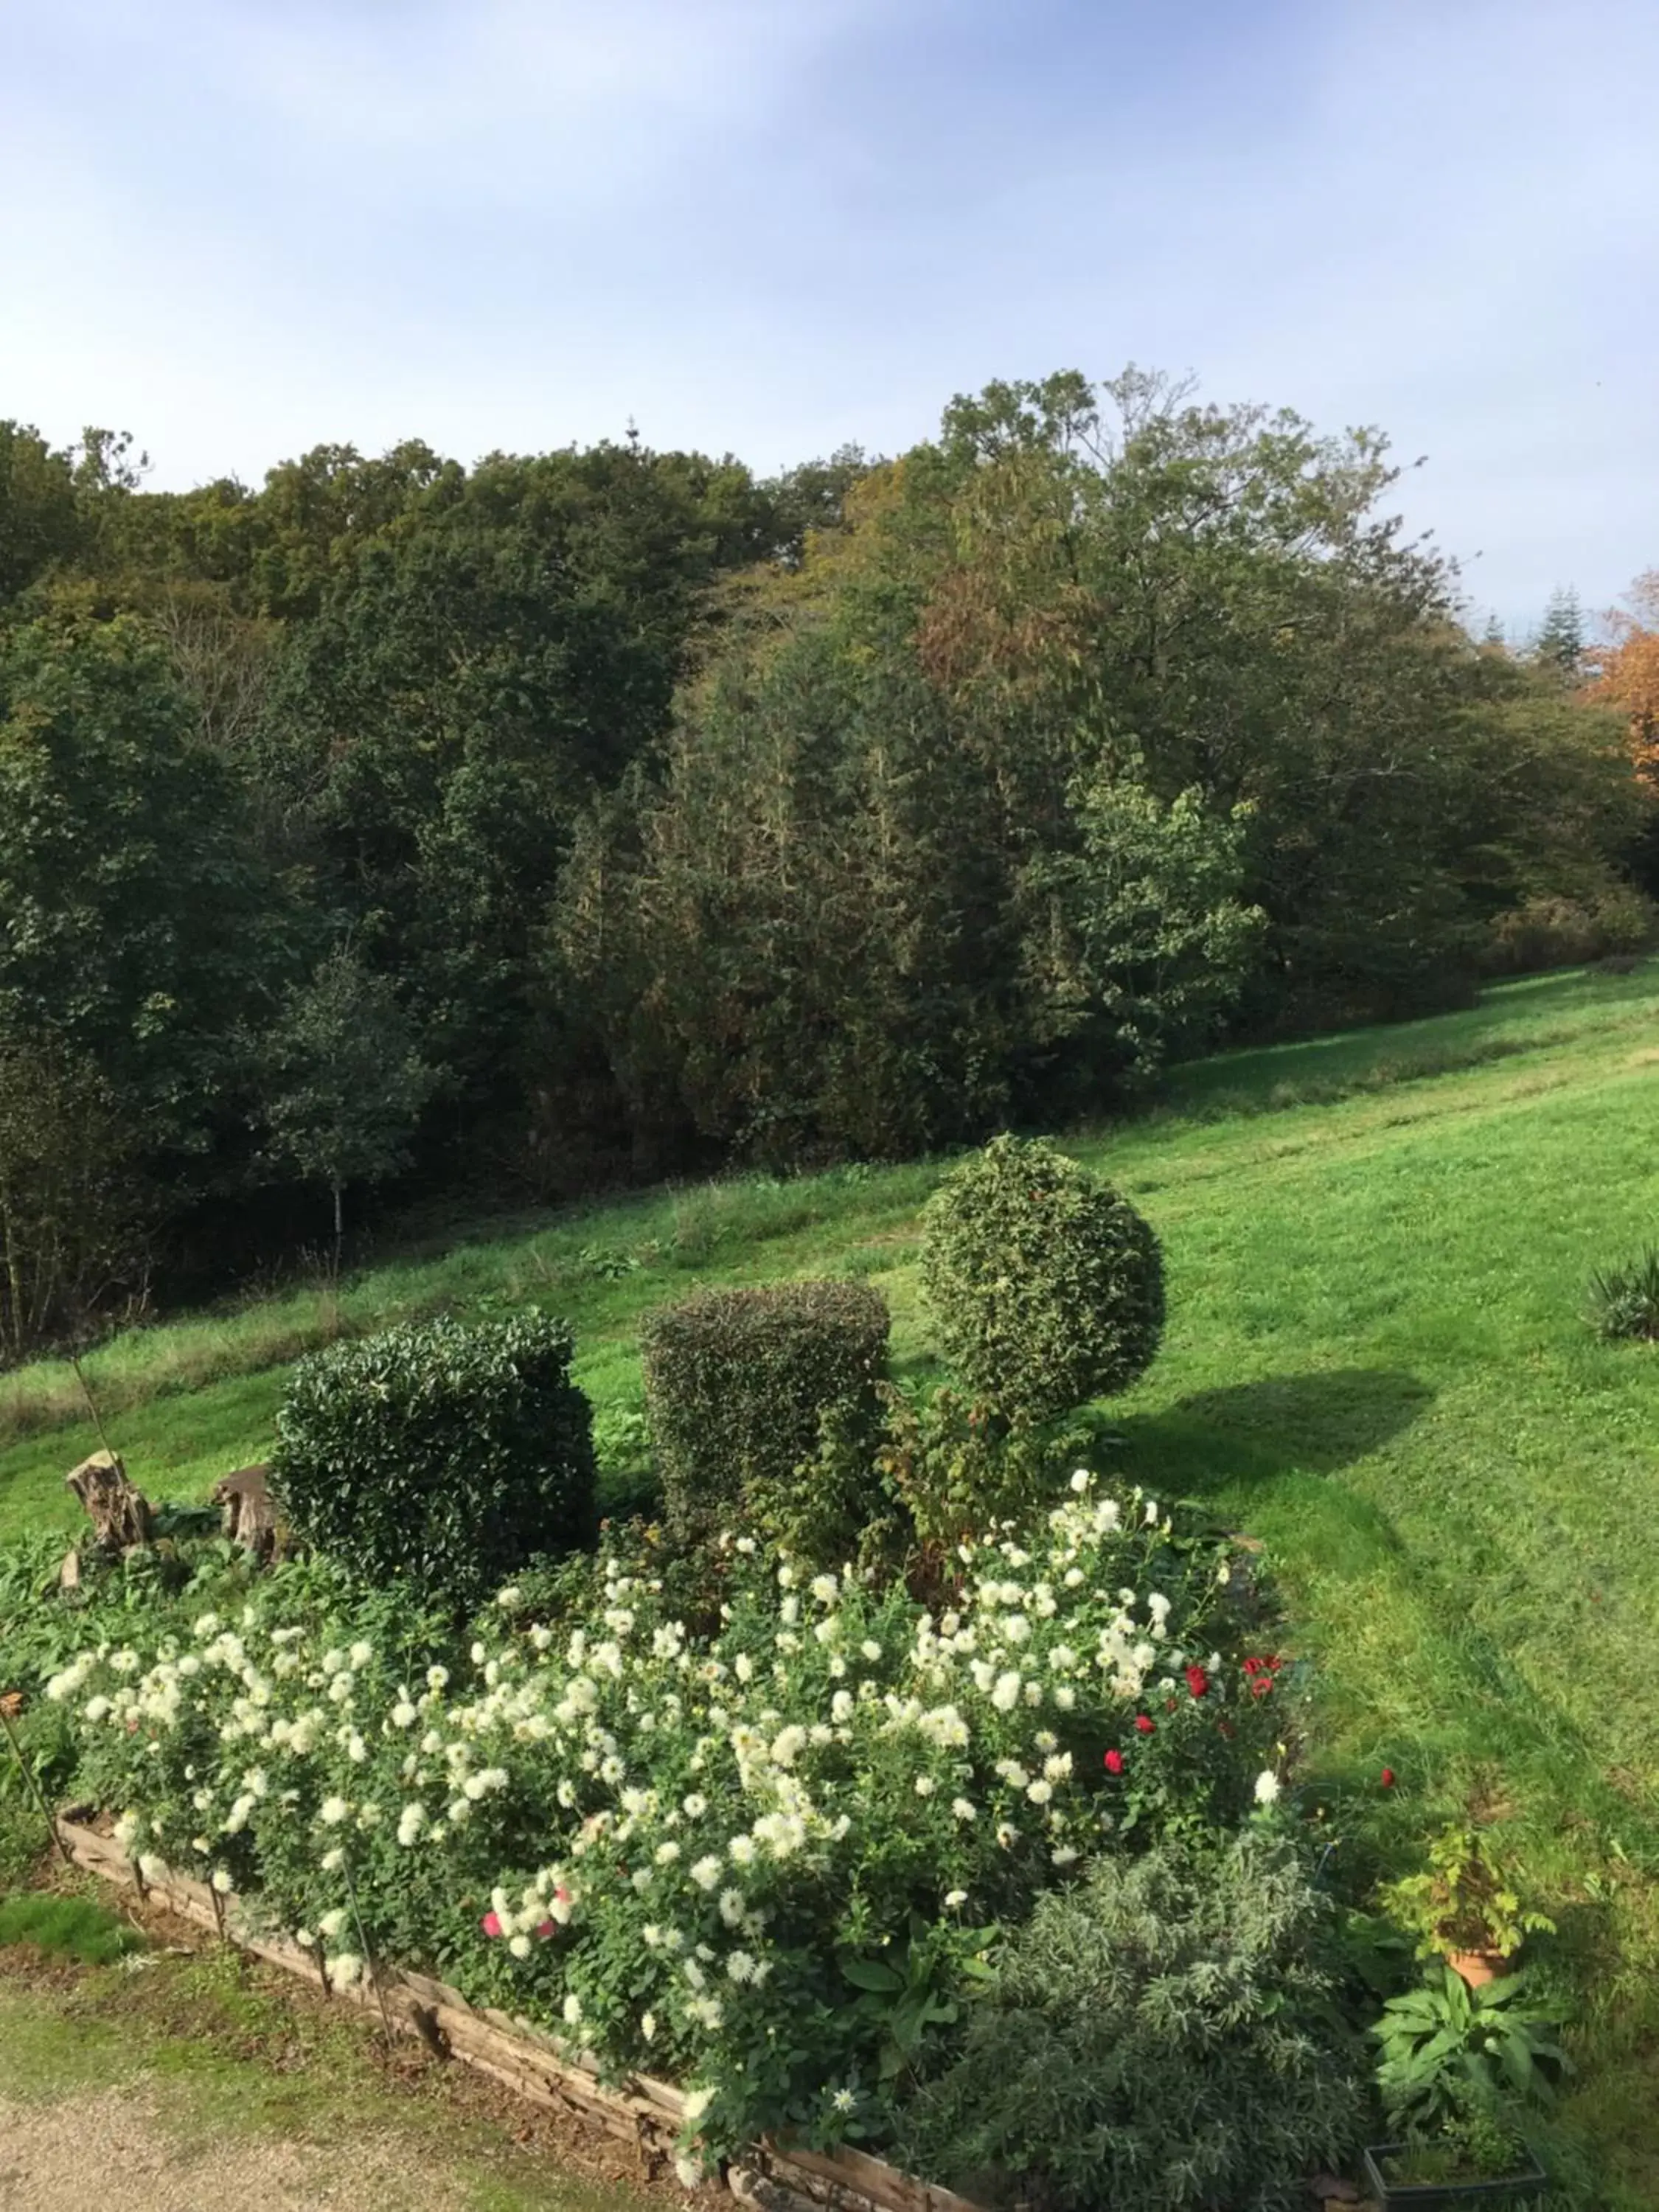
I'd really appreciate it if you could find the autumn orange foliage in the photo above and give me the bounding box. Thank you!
[1590,571,1659,786]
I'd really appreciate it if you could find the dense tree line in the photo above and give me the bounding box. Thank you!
[0,372,1649,1352]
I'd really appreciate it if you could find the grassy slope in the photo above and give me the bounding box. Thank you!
[6,959,1659,2192]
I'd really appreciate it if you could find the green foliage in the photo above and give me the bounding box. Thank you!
[897,1834,1367,2212]
[1371,1965,1570,2134]
[1378,2098,1539,2188]
[639,1279,889,1545]
[1586,1245,1659,1343]
[1380,1823,1557,1964]
[920,1135,1164,1425]
[0,1891,143,1966]
[269,1311,597,1608]
[262,946,435,1259]
[0,1034,152,1360]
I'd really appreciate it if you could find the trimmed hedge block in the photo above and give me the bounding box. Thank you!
[639,1279,890,1538]
[270,1310,597,1608]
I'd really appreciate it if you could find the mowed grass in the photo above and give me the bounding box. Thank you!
[6,958,1659,2195]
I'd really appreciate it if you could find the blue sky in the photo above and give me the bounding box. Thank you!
[2,0,1652,633]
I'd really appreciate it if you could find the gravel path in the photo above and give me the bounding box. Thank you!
[0,2082,472,2211]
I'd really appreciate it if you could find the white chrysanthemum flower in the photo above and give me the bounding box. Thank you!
[944,1888,967,1908]
[211,1868,234,1894]
[509,1933,532,1959]
[321,1846,345,1872]
[1253,1770,1281,1806]
[950,1797,977,1823]
[859,1640,882,1663]
[319,1795,349,1826]
[563,1992,583,2025]
[1026,1778,1054,1805]
[990,1672,1021,1712]
[728,1835,757,1867]
[1069,1469,1091,1494]
[914,1775,936,1797]
[690,1854,723,1891]
[327,1952,362,1988]
[655,1840,681,1865]
[726,1950,758,1983]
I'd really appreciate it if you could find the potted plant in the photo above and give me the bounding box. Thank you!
[1364,2100,1549,2208]
[1366,1964,1568,2207]
[1380,1825,1554,1985]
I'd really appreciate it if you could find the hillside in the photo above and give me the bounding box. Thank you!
[6,959,1659,2191]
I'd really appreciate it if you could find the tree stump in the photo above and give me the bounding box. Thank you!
[212,1464,279,1562]
[64,1452,153,1553]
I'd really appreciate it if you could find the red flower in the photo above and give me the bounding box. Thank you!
[1135,1714,1155,1735]
[1104,1748,1125,1775]
[1185,1663,1210,1700]
[1380,1767,1396,1789]
[534,1919,558,1940]
[481,1911,504,1938]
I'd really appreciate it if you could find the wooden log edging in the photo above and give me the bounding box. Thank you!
[55,1815,985,2212]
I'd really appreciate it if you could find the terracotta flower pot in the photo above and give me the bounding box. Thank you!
[1447,1948,1506,1987]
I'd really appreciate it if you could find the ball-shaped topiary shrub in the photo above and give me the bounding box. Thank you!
[640,1279,889,1545]
[920,1133,1164,1425]
[270,1310,597,1611]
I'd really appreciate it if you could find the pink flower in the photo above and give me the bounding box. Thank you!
[1104,1748,1124,1776]
[481,1910,504,1938]
[535,1919,558,1940]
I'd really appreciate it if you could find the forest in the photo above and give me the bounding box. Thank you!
[1,366,1653,1358]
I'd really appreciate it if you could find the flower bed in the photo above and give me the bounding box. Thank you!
[40,1475,1288,2172]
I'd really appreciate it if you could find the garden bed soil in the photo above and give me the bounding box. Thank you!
[55,1812,988,2212]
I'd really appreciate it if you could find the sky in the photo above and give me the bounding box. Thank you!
[1,0,1652,635]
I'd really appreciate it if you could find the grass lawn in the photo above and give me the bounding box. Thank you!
[5,957,1659,2197]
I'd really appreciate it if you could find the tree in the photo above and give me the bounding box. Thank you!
[1533,586,1585,685]
[0,613,291,1162]
[0,421,83,609]
[0,1035,150,1360]
[1590,571,1659,783]
[262,948,435,1267]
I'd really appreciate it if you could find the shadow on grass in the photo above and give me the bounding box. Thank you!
[1121,1366,1436,1498]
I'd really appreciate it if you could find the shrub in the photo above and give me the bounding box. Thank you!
[897,1833,1366,2212]
[921,1135,1164,1425]
[1587,1246,1659,1341]
[270,1310,596,1609]
[639,1279,889,1543]
[1482,884,1655,976]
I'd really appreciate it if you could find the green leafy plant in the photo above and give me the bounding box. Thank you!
[270,1309,597,1610]
[841,1911,994,2085]
[897,1833,1366,2212]
[1371,1964,1569,2133]
[1587,1245,1659,1342]
[1380,2095,1537,2187]
[1380,1824,1555,1966]
[920,1135,1164,1427]
[639,1279,889,1545]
